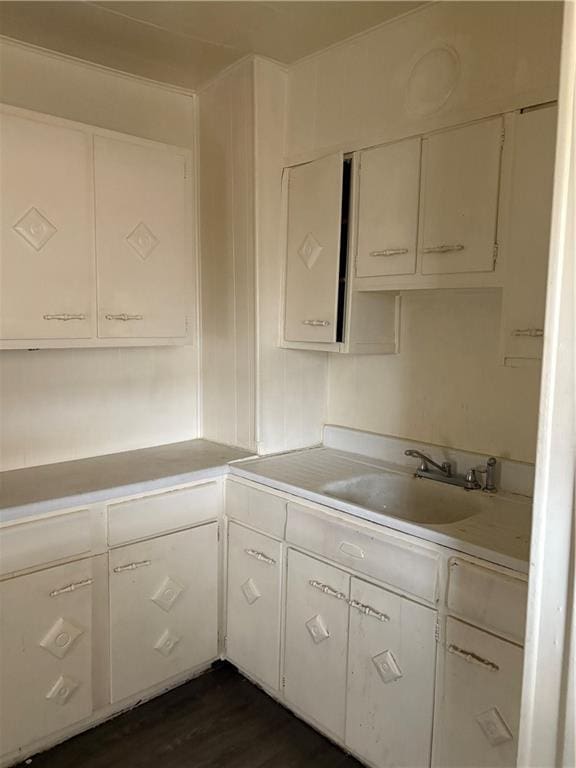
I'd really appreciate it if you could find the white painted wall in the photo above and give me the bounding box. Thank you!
[0,40,199,470]
[285,1,563,464]
[198,59,256,450]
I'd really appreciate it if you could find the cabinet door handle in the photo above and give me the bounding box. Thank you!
[113,559,152,573]
[309,580,348,601]
[512,328,544,338]
[43,313,87,321]
[422,244,465,254]
[302,319,330,327]
[244,548,276,565]
[105,313,144,322]
[349,598,390,622]
[447,644,500,672]
[49,578,93,597]
[370,248,409,257]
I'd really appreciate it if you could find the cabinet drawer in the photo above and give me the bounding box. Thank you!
[108,482,221,546]
[0,509,93,577]
[286,503,439,603]
[447,559,527,644]
[226,481,287,539]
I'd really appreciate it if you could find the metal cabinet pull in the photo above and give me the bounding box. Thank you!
[512,328,544,338]
[422,244,465,254]
[309,580,348,601]
[50,578,93,597]
[370,248,409,257]
[113,559,152,573]
[43,314,87,321]
[302,319,330,327]
[244,548,276,566]
[349,599,390,622]
[448,644,500,672]
[105,313,144,322]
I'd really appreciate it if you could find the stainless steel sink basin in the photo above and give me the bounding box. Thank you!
[322,472,487,525]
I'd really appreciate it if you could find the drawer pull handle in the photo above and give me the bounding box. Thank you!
[349,599,390,622]
[448,644,500,672]
[43,313,87,321]
[309,580,348,601]
[244,549,276,566]
[50,578,93,597]
[105,313,144,322]
[113,559,152,573]
[370,248,409,257]
[339,541,365,559]
[302,319,330,327]
[512,328,544,338]
[422,244,465,254]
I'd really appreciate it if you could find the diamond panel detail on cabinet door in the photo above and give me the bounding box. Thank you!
[94,136,190,339]
[346,578,437,768]
[283,549,349,740]
[109,524,218,703]
[284,153,343,343]
[226,522,282,690]
[0,560,93,758]
[419,117,503,275]
[0,112,94,339]
[433,618,523,768]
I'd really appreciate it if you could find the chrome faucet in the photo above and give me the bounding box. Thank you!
[404,449,452,477]
[405,449,498,492]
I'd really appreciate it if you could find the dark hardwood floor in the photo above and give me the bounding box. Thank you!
[20,662,363,768]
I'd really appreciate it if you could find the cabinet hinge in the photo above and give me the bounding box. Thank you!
[500,125,506,147]
[493,242,499,269]
[281,675,286,690]
[434,618,441,643]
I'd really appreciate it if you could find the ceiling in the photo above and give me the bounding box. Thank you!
[0,1,425,90]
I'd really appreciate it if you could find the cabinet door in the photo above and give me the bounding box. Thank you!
[501,106,557,363]
[94,136,190,339]
[356,139,420,277]
[419,118,502,275]
[226,522,282,690]
[433,618,523,768]
[284,549,349,739]
[0,112,94,339]
[284,153,343,343]
[109,524,218,702]
[0,559,93,758]
[346,578,436,768]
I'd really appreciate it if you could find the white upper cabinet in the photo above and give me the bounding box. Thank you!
[94,136,190,339]
[356,138,421,278]
[0,112,94,340]
[501,105,557,365]
[419,117,503,275]
[284,153,343,343]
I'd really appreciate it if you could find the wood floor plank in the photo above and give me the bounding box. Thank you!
[18,663,363,768]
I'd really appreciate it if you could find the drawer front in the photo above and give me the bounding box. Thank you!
[0,509,93,577]
[286,503,439,603]
[226,480,287,539]
[447,559,527,644]
[108,481,221,546]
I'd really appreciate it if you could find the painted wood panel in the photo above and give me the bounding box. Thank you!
[286,2,562,162]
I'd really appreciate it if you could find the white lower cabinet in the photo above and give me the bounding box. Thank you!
[346,578,437,768]
[284,549,350,740]
[0,558,95,756]
[225,522,282,690]
[109,523,218,703]
[433,618,523,768]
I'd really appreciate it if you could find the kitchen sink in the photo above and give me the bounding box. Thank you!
[322,471,488,525]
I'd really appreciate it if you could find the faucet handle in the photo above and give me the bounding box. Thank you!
[464,468,481,490]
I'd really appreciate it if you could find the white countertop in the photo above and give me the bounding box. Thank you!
[0,440,253,524]
[230,447,532,573]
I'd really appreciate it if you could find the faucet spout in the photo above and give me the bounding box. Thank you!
[404,449,452,477]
